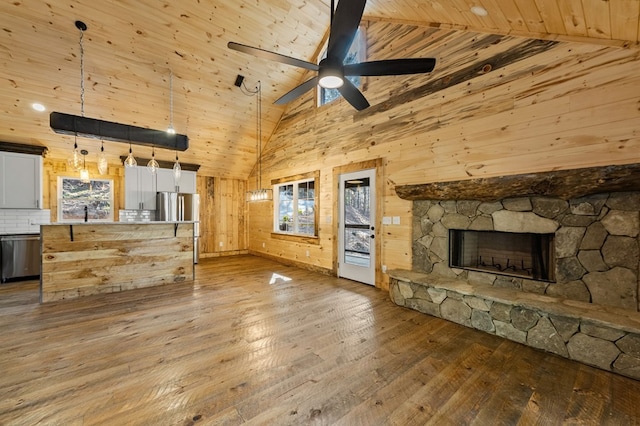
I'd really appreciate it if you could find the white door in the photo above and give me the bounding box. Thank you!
[338,169,376,285]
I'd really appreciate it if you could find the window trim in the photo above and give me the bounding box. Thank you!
[271,171,320,240]
[57,176,114,222]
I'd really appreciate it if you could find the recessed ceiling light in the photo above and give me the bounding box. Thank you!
[470,6,488,16]
[32,103,46,112]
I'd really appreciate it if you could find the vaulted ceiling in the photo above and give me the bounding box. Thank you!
[1,1,638,178]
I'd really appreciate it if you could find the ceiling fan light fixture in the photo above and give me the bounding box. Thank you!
[318,58,344,89]
[318,74,343,89]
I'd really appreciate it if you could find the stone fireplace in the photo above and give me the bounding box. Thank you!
[388,164,640,381]
[411,194,639,311]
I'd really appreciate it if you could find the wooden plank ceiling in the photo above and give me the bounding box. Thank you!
[1,0,638,179]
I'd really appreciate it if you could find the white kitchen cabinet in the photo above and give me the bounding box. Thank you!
[156,168,197,194]
[178,170,197,194]
[124,166,157,210]
[156,168,178,193]
[0,152,42,209]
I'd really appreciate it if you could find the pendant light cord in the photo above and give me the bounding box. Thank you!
[79,25,85,118]
[257,80,262,190]
[239,80,262,191]
[169,69,174,130]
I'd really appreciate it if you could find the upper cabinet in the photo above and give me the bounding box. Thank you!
[156,168,177,193]
[156,168,196,194]
[178,170,197,194]
[124,166,157,210]
[125,166,197,210]
[0,152,42,209]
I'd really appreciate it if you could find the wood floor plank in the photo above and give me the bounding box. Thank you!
[1,255,640,425]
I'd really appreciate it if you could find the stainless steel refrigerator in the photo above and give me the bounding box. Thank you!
[156,192,200,263]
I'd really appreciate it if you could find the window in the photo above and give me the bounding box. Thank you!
[319,26,367,107]
[273,171,319,236]
[58,177,113,222]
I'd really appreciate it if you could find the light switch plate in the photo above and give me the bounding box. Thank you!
[392,216,400,225]
[382,216,392,225]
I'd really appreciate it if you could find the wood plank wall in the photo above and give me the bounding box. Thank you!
[41,159,248,256]
[246,23,640,290]
[197,175,248,256]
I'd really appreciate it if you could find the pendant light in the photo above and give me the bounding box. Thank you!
[97,139,108,175]
[68,139,82,171]
[124,142,137,167]
[147,146,159,174]
[79,150,90,183]
[167,69,176,134]
[173,151,181,183]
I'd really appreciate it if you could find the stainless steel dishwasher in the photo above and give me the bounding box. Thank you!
[0,234,41,283]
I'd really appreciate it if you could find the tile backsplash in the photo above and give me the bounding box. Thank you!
[118,210,156,222]
[0,209,50,234]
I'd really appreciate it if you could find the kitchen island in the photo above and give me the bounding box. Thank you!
[40,222,194,303]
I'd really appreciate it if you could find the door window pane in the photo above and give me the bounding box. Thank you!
[343,177,371,266]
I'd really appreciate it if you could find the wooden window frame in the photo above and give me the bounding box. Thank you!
[271,171,320,244]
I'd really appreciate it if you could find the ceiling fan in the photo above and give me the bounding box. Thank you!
[228,0,436,111]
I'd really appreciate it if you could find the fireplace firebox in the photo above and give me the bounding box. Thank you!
[449,230,555,282]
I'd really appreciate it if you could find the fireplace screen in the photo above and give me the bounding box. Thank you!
[449,230,555,282]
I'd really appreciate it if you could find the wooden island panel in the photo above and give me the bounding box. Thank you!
[41,223,194,303]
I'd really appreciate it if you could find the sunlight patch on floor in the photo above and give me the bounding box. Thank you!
[269,273,292,285]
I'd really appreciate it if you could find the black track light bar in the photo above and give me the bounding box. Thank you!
[50,112,189,151]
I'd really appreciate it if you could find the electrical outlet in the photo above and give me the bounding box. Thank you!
[306,250,310,257]
[219,241,223,247]
[382,265,387,273]
[262,242,266,248]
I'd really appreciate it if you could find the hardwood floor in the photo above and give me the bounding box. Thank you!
[1,255,639,425]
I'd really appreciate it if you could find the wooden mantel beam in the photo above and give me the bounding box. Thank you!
[394,163,640,201]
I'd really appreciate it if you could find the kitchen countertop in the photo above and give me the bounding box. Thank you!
[41,221,197,226]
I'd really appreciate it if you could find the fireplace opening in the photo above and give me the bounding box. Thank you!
[449,230,555,282]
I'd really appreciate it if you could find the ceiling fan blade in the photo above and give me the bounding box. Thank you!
[228,41,319,71]
[338,78,370,111]
[327,0,366,61]
[274,77,319,105]
[344,58,437,76]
